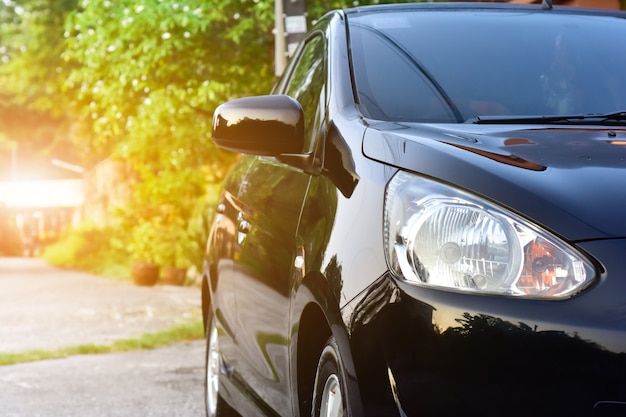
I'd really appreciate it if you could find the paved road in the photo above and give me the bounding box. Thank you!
[0,257,202,353]
[0,340,206,417]
[0,257,207,416]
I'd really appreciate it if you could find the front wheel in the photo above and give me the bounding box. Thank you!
[311,336,352,417]
[205,311,237,417]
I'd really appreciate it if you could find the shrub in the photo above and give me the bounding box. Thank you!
[42,224,132,280]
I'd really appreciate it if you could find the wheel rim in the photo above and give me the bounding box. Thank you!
[206,320,220,416]
[320,374,343,417]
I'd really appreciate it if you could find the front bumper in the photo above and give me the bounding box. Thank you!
[346,239,626,417]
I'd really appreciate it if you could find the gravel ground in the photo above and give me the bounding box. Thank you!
[0,257,202,353]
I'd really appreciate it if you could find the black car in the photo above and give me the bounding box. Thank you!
[202,2,626,416]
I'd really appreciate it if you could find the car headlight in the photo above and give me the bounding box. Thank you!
[384,171,595,299]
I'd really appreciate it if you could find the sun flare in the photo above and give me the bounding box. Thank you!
[0,180,83,208]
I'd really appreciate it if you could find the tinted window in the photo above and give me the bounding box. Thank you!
[349,10,626,121]
[284,35,326,152]
[350,25,457,122]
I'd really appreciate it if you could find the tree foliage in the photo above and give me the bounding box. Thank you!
[0,0,78,161]
[62,0,276,163]
[59,0,285,267]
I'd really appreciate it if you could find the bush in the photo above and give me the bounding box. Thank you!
[42,224,132,280]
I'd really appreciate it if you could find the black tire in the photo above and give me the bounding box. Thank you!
[205,311,237,417]
[311,336,352,417]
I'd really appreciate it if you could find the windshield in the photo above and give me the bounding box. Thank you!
[348,9,626,123]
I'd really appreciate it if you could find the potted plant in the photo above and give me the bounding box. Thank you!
[129,219,162,286]
[159,218,196,286]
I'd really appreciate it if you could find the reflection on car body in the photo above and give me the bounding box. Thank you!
[201,3,626,416]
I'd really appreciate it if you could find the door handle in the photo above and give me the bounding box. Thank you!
[238,220,250,234]
[237,220,250,245]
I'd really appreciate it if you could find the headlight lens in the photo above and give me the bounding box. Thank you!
[384,171,595,299]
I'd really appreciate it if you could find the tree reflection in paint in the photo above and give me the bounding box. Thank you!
[347,276,626,416]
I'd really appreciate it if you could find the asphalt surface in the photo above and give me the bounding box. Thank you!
[0,340,206,417]
[0,257,202,353]
[0,257,206,417]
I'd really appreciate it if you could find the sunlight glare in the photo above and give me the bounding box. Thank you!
[0,180,84,208]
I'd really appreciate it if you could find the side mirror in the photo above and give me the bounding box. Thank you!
[212,95,305,156]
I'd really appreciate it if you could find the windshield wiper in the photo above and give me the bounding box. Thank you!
[467,111,626,125]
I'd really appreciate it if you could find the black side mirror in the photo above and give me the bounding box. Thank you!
[212,95,305,156]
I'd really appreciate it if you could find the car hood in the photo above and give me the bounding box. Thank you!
[362,122,626,241]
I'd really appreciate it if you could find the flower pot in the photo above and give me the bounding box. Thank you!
[131,261,160,286]
[162,266,187,286]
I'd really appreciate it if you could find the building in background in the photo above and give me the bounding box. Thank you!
[81,157,133,226]
[0,151,84,256]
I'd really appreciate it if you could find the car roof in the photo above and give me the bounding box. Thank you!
[343,2,626,17]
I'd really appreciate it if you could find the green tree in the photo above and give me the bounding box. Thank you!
[62,0,276,161]
[0,0,79,166]
[61,0,282,268]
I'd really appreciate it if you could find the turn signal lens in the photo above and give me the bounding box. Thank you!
[384,171,594,299]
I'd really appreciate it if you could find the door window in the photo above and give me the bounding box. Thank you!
[283,34,326,153]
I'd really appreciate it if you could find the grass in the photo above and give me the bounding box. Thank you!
[0,319,205,367]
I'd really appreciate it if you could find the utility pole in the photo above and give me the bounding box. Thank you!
[274,0,286,77]
[274,0,307,77]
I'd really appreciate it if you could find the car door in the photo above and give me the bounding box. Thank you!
[208,155,256,372]
[230,32,327,415]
